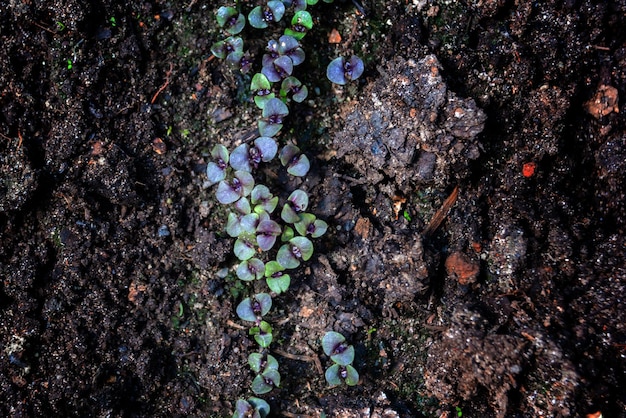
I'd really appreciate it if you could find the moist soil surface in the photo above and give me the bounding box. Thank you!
[1,1,625,417]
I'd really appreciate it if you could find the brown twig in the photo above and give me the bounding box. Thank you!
[151,63,174,104]
[272,348,323,374]
[423,185,459,237]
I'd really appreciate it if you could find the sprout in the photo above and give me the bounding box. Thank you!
[226,198,252,237]
[237,258,265,281]
[258,98,289,137]
[233,397,271,418]
[277,35,305,66]
[251,368,281,394]
[210,36,243,60]
[256,219,282,251]
[236,293,272,322]
[325,364,359,387]
[326,55,364,85]
[277,236,313,269]
[279,144,310,177]
[216,170,255,204]
[234,232,257,260]
[265,260,291,294]
[206,144,230,186]
[249,352,281,393]
[281,189,309,223]
[249,1,286,29]
[216,6,246,35]
[250,320,273,348]
[262,55,293,82]
[262,39,280,69]
[230,137,278,172]
[251,185,279,214]
[294,213,328,238]
[280,76,308,103]
[322,331,355,366]
[248,352,279,374]
[251,73,275,109]
[284,10,313,40]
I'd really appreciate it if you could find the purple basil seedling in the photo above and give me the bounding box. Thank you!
[325,363,359,387]
[206,144,230,186]
[284,10,313,41]
[256,219,282,251]
[226,198,252,237]
[262,55,293,83]
[251,185,279,214]
[210,36,243,60]
[251,73,275,110]
[233,397,270,418]
[326,55,364,85]
[249,353,281,394]
[277,35,305,66]
[230,137,278,172]
[216,6,246,35]
[264,260,291,294]
[277,236,313,269]
[279,144,310,177]
[281,189,309,223]
[280,76,308,103]
[234,232,257,261]
[216,170,255,204]
[250,320,273,348]
[236,258,265,281]
[294,213,328,238]
[322,331,355,366]
[248,1,286,29]
[258,98,289,137]
[236,293,272,322]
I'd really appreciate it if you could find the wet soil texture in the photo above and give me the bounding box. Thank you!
[1,1,625,417]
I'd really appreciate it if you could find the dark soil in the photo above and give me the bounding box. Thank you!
[1,1,625,417]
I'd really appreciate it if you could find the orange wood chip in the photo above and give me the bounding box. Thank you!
[445,252,479,285]
[328,28,341,44]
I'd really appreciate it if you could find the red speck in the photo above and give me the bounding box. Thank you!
[522,162,537,178]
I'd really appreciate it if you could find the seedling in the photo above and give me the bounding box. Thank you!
[279,144,310,177]
[326,55,365,85]
[233,397,270,418]
[322,331,359,386]
[281,189,309,223]
[216,6,246,35]
[264,261,291,294]
[216,170,255,204]
[277,236,313,269]
[230,137,278,172]
[249,352,281,394]
[236,293,272,322]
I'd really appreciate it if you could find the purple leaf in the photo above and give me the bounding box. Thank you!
[206,144,230,185]
[254,137,278,162]
[256,219,282,251]
[237,258,265,281]
[234,233,256,260]
[281,189,309,223]
[277,35,305,66]
[262,55,293,82]
[251,185,279,214]
[276,236,313,269]
[322,331,355,365]
[215,170,255,204]
[295,213,328,237]
[279,144,310,176]
[236,293,272,322]
[259,98,289,137]
[327,55,364,85]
